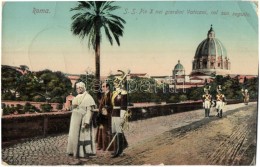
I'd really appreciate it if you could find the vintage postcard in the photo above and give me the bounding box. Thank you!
[1,0,258,166]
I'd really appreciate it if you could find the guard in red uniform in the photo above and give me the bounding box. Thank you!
[110,70,129,158]
[215,85,226,118]
[202,86,212,118]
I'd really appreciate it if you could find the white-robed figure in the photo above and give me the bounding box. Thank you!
[241,88,250,105]
[215,85,226,118]
[67,82,96,158]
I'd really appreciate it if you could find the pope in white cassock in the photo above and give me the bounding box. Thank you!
[66,82,96,158]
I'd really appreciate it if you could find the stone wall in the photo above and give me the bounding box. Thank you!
[1,100,243,143]
[128,101,203,121]
[2,101,62,111]
[2,112,71,142]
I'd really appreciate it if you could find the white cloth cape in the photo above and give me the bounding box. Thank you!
[66,91,96,157]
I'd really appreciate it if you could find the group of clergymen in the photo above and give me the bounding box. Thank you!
[202,85,250,118]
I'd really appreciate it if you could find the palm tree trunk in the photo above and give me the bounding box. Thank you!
[95,43,100,82]
[95,33,101,101]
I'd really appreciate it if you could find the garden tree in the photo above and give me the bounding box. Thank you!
[1,65,23,100]
[13,65,39,101]
[128,75,257,103]
[52,71,74,103]
[221,78,234,99]
[19,65,30,73]
[71,1,126,100]
[127,76,163,103]
[229,76,242,99]
[186,86,204,101]
[1,65,43,101]
[243,77,258,99]
[211,75,231,90]
[207,75,242,100]
[17,71,39,101]
[154,83,176,103]
[36,70,73,103]
[1,66,73,103]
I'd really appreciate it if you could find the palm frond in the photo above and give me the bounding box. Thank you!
[70,1,92,11]
[108,17,124,30]
[108,14,126,24]
[71,13,82,20]
[103,24,113,45]
[107,20,124,46]
[108,20,124,35]
[94,1,106,13]
[100,1,120,13]
[88,28,95,49]
[106,5,121,11]
[102,2,121,13]
[71,14,94,39]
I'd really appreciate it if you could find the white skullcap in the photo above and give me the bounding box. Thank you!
[76,82,86,89]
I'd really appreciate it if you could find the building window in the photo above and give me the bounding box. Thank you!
[203,61,207,68]
[211,63,214,68]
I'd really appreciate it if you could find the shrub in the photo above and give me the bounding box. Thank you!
[20,95,29,101]
[2,92,14,100]
[51,97,63,103]
[9,104,16,114]
[1,103,6,109]
[3,105,10,115]
[168,95,180,103]
[23,102,32,113]
[40,104,53,112]
[16,104,23,109]
[15,104,23,113]
[32,95,45,102]
[179,94,188,102]
[31,105,40,113]
[56,103,63,110]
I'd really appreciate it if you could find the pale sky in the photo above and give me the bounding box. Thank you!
[1,1,258,76]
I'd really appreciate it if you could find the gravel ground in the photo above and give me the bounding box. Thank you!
[1,102,257,165]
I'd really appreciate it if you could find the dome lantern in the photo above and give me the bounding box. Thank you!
[207,24,215,38]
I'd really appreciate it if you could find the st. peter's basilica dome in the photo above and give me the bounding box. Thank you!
[191,25,231,76]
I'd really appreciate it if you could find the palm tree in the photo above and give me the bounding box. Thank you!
[71,1,126,99]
